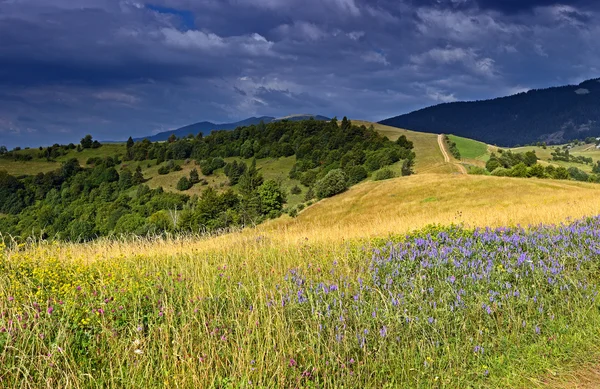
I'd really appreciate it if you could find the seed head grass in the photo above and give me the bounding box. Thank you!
[3,174,600,387]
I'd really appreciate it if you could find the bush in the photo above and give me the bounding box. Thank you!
[176,177,192,191]
[189,168,200,184]
[158,166,170,175]
[304,187,315,201]
[468,166,488,175]
[345,165,368,185]
[290,185,302,195]
[314,169,348,199]
[373,168,396,181]
[491,167,510,177]
[300,170,318,187]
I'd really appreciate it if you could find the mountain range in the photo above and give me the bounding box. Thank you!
[380,78,600,147]
[135,114,330,142]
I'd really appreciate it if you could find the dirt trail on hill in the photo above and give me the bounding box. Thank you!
[437,134,467,174]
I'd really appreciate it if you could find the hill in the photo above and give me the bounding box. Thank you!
[380,78,600,147]
[5,121,600,387]
[134,116,275,142]
[0,119,414,240]
[134,114,330,142]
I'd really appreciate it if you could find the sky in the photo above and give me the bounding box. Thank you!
[1,0,599,148]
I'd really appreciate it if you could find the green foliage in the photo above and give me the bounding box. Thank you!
[0,118,420,241]
[80,135,93,149]
[200,157,225,176]
[290,185,302,195]
[258,180,286,218]
[380,78,600,146]
[395,135,414,149]
[551,147,594,165]
[467,166,489,175]
[444,135,461,159]
[304,187,315,201]
[373,168,396,181]
[345,165,368,185]
[189,168,200,184]
[487,150,538,172]
[176,177,192,191]
[223,161,247,185]
[314,169,348,199]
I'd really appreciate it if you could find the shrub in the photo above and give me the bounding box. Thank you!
[491,167,510,177]
[290,185,302,195]
[373,168,396,181]
[468,166,488,175]
[189,168,200,184]
[176,177,192,191]
[314,169,348,199]
[304,187,315,201]
[345,165,368,185]
[158,166,170,175]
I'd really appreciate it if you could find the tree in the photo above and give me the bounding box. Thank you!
[168,134,177,143]
[345,165,367,185]
[314,169,348,199]
[91,140,102,149]
[0,145,7,155]
[290,185,302,195]
[133,165,145,184]
[127,136,134,149]
[238,159,263,197]
[509,163,528,178]
[374,168,395,181]
[176,177,192,191]
[401,159,414,176]
[341,116,351,131]
[395,135,414,149]
[119,169,133,190]
[304,187,315,201]
[80,134,93,149]
[189,168,200,184]
[258,180,286,217]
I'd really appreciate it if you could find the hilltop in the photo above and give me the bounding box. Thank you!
[133,114,330,142]
[380,78,600,147]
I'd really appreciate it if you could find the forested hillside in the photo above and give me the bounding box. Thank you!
[380,78,600,147]
[0,118,415,240]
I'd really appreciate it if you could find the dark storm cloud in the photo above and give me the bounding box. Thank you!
[0,0,599,148]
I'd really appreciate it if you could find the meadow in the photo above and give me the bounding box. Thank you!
[3,172,600,388]
[4,125,600,387]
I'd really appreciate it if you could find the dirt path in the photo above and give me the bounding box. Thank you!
[437,134,467,174]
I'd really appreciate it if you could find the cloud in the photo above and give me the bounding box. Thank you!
[1,0,600,148]
[361,51,390,66]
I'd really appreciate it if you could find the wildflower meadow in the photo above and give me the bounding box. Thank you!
[2,216,600,387]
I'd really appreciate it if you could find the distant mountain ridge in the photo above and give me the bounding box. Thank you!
[380,78,600,147]
[135,114,330,142]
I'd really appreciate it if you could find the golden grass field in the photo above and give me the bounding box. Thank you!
[4,122,600,388]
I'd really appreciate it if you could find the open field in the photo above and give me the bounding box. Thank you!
[353,120,456,174]
[509,144,600,173]
[447,135,489,160]
[4,125,600,387]
[3,173,600,387]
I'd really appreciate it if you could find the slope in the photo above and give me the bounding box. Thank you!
[380,78,600,147]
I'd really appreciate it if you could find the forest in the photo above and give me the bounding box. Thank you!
[0,118,415,241]
[380,78,600,147]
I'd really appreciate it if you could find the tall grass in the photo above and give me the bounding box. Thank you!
[2,215,600,388]
[3,174,600,387]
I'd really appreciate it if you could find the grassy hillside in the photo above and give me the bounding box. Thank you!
[509,143,600,173]
[379,77,600,146]
[353,120,455,174]
[448,134,490,160]
[4,173,600,387]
